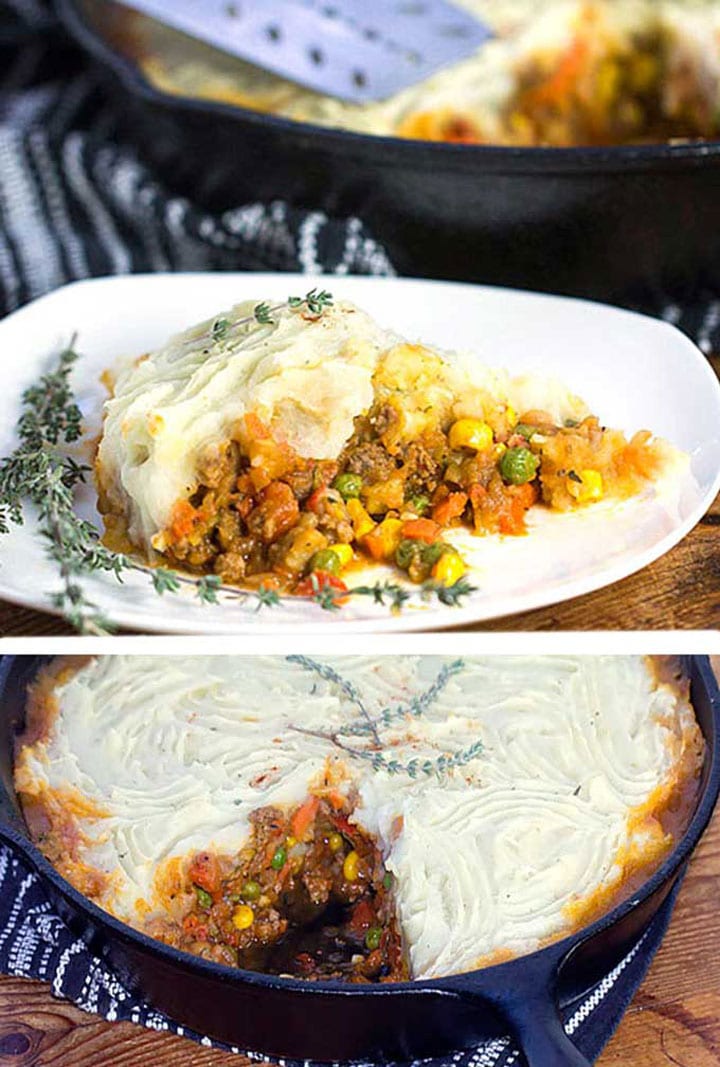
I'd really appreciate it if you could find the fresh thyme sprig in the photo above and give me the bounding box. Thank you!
[0,327,476,633]
[206,288,334,341]
[287,655,382,746]
[337,657,465,737]
[288,657,483,778]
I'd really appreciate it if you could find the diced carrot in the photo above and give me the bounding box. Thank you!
[306,487,327,514]
[331,814,357,839]
[291,796,320,841]
[347,899,375,935]
[188,851,221,894]
[243,412,270,440]
[401,518,441,543]
[327,790,346,810]
[361,518,403,561]
[295,571,349,605]
[168,499,198,541]
[183,914,208,938]
[432,491,468,526]
[522,36,589,109]
[497,483,538,535]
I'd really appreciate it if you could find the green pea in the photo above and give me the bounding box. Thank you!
[195,886,213,910]
[365,926,383,951]
[421,541,448,566]
[242,880,261,901]
[499,447,539,486]
[395,538,421,571]
[333,472,363,500]
[382,871,393,891]
[408,494,430,515]
[308,549,341,576]
[513,423,537,441]
[270,846,287,871]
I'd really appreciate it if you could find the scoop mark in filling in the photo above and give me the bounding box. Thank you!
[150,797,406,982]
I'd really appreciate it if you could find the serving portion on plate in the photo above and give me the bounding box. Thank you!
[14,655,705,982]
[0,274,717,632]
[85,0,720,146]
[95,289,679,600]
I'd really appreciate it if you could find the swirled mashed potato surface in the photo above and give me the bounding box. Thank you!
[95,299,588,557]
[16,656,703,979]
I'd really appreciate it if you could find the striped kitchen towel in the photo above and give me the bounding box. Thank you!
[1,0,720,354]
[0,838,684,1066]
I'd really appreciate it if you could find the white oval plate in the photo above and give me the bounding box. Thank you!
[0,273,718,633]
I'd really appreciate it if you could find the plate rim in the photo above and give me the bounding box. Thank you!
[1,271,719,633]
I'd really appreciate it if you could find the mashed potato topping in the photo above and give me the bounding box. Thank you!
[16,656,703,979]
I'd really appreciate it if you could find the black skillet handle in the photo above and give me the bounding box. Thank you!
[501,992,591,1067]
[456,943,591,1067]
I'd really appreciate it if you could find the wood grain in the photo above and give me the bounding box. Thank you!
[0,361,718,637]
[0,660,718,1066]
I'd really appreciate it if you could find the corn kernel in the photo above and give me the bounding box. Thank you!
[432,552,466,587]
[346,498,375,539]
[494,443,507,460]
[327,543,353,569]
[505,404,517,428]
[232,904,255,930]
[328,832,344,853]
[448,419,494,453]
[567,469,604,504]
[373,517,404,559]
[343,850,361,882]
[285,835,297,848]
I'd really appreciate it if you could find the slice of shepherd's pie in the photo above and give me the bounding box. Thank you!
[94,296,682,598]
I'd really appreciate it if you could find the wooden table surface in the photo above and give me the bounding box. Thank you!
[0,660,718,1067]
[1,358,718,637]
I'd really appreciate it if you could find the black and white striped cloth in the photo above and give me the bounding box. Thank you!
[0,839,685,1066]
[0,0,394,318]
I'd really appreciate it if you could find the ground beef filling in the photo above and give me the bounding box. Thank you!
[156,403,663,593]
[169,798,406,982]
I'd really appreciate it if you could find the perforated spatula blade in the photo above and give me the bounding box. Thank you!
[119,0,493,103]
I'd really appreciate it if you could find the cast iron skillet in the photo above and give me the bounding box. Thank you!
[54,0,720,304]
[0,655,718,1066]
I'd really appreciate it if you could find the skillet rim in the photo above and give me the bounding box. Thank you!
[0,653,718,1000]
[56,0,720,175]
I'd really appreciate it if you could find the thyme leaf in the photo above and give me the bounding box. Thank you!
[211,317,230,343]
[253,302,274,326]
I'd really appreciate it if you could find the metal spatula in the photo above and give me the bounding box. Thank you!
[120,0,493,103]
